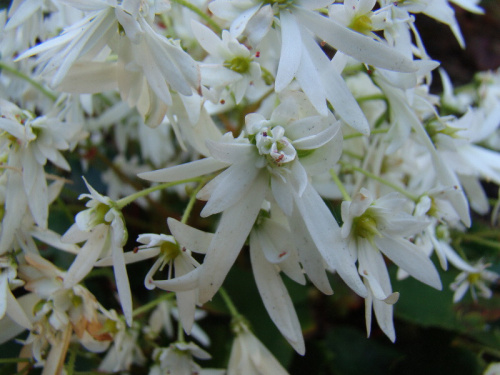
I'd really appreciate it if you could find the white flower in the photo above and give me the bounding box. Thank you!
[374,74,471,227]
[98,316,146,373]
[192,20,263,104]
[388,0,471,48]
[149,342,223,375]
[432,107,500,215]
[210,0,425,134]
[0,100,82,253]
[19,253,114,374]
[0,253,32,330]
[450,260,499,303]
[144,299,211,347]
[61,178,133,326]
[228,322,289,375]
[249,213,305,354]
[139,92,366,304]
[341,188,441,340]
[17,0,199,127]
[136,229,202,334]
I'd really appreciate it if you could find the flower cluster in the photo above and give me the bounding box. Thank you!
[0,0,498,373]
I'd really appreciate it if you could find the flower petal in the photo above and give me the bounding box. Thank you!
[375,236,442,290]
[198,171,268,303]
[275,10,302,92]
[250,233,305,354]
[294,184,367,297]
[295,7,417,73]
[138,157,228,182]
[167,218,213,254]
[200,161,261,217]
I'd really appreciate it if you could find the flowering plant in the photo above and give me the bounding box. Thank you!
[0,0,499,373]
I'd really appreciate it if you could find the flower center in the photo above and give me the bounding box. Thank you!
[224,56,252,74]
[90,203,111,227]
[349,14,373,34]
[467,272,481,284]
[160,241,181,261]
[255,126,296,165]
[352,213,380,239]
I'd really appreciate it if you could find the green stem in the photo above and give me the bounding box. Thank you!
[177,312,186,343]
[170,0,222,34]
[356,94,387,104]
[0,358,32,364]
[0,62,58,101]
[181,179,207,224]
[344,127,389,140]
[329,168,351,201]
[459,234,500,251]
[132,292,175,318]
[219,287,240,318]
[116,177,204,209]
[340,161,419,201]
[65,347,77,375]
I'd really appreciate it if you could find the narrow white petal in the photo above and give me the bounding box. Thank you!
[293,122,341,150]
[167,218,213,254]
[230,4,262,38]
[113,244,133,326]
[198,171,268,303]
[295,42,328,116]
[95,248,160,267]
[174,258,198,334]
[271,175,294,216]
[275,10,302,92]
[6,289,32,329]
[295,8,417,72]
[302,34,370,134]
[299,128,343,175]
[61,223,91,244]
[23,149,48,228]
[441,242,476,273]
[58,62,118,93]
[138,157,228,182]
[153,266,202,292]
[289,212,333,294]
[357,240,393,301]
[453,281,469,302]
[289,160,308,197]
[0,293,38,345]
[375,236,442,290]
[295,184,367,297]
[63,225,108,288]
[0,274,7,318]
[206,139,257,164]
[0,118,25,139]
[372,297,396,342]
[192,21,225,57]
[364,281,373,338]
[460,175,488,215]
[200,161,260,217]
[250,233,305,354]
[31,228,79,254]
[245,5,274,46]
[5,0,42,30]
